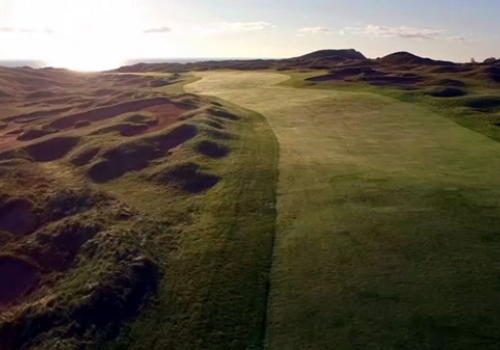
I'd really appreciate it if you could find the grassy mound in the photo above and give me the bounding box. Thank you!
[70,146,101,166]
[207,107,240,121]
[88,124,198,182]
[0,171,164,350]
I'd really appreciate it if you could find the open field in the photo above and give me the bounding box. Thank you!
[187,71,500,350]
[3,48,500,350]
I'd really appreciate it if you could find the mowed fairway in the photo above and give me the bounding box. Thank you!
[186,72,500,350]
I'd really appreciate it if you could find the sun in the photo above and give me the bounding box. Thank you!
[35,0,143,71]
[46,48,125,72]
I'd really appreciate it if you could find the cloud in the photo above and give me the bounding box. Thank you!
[220,22,275,31]
[192,21,276,36]
[0,26,51,34]
[143,26,172,34]
[363,24,444,39]
[447,35,465,41]
[192,26,222,36]
[299,27,333,34]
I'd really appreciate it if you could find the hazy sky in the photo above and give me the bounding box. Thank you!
[1,0,499,69]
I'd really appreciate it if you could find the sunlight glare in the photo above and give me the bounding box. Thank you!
[40,0,143,71]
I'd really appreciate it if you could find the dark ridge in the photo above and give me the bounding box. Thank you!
[432,79,467,87]
[4,107,73,123]
[89,123,149,137]
[205,119,224,129]
[25,90,58,100]
[484,66,500,83]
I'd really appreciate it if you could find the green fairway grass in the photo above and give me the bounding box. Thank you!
[187,71,500,350]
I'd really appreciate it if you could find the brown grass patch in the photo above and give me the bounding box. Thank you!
[0,136,21,153]
[49,98,174,130]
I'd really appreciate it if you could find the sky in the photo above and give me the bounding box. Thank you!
[0,0,499,70]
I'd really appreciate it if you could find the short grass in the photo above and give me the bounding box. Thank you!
[188,71,500,350]
[281,70,500,143]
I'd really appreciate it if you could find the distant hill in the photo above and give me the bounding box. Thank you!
[294,49,367,61]
[379,51,453,66]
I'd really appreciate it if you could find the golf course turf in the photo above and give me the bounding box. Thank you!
[187,72,500,350]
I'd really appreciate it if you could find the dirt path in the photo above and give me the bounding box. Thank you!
[186,72,500,350]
